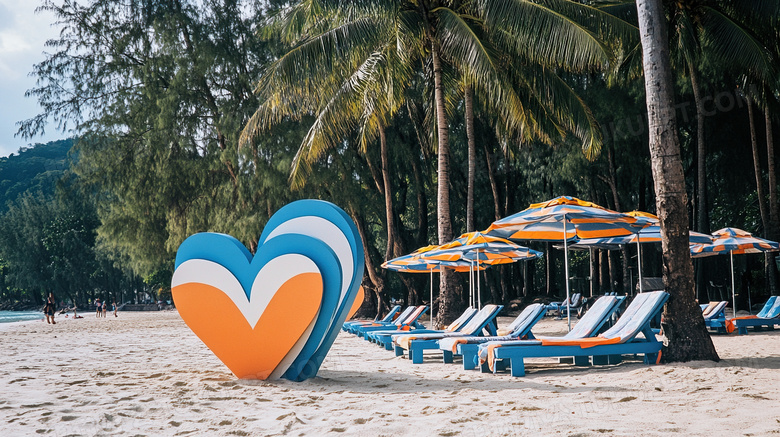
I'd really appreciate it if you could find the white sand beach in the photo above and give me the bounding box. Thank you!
[1,311,778,436]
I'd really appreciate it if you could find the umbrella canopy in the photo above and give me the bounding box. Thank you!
[690,227,780,317]
[487,197,652,241]
[382,250,488,322]
[487,196,653,329]
[418,232,543,308]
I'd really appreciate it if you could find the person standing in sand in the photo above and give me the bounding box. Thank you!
[102,301,107,318]
[43,293,56,324]
[95,298,102,318]
[112,301,118,317]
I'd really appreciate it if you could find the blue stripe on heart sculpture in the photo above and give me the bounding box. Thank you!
[171,200,364,381]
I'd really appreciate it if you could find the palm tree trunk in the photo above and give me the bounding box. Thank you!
[432,46,457,325]
[765,105,779,294]
[689,61,709,234]
[351,208,389,318]
[379,124,396,261]
[636,0,719,362]
[747,95,770,232]
[465,84,476,232]
[483,143,502,220]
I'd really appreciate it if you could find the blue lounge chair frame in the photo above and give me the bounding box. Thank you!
[344,305,411,334]
[439,303,547,370]
[454,296,624,370]
[367,307,479,350]
[480,291,668,377]
[701,301,728,334]
[354,306,428,338]
[342,305,401,333]
[735,297,780,335]
[393,305,503,364]
[546,293,582,318]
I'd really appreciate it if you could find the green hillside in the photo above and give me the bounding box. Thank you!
[0,139,73,212]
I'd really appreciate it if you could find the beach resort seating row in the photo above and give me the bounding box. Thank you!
[344,291,673,377]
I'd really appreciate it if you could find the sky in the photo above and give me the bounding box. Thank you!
[0,1,61,158]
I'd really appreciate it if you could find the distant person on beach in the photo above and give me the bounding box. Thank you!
[102,301,107,318]
[95,299,102,318]
[112,301,118,317]
[43,293,56,324]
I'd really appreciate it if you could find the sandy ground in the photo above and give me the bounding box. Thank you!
[1,311,779,437]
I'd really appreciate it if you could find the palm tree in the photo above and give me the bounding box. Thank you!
[242,0,634,323]
[635,0,719,362]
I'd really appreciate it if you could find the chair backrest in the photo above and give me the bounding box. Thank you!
[506,303,546,335]
[757,296,778,318]
[460,304,503,335]
[445,307,478,332]
[765,298,780,319]
[563,296,619,340]
[381,305,402,322]
[704,301,727,320]
[601,291,668,343]
[700,301,718,317]
[571,293,583,307]
[400,305,429,325]
[392,306,416,326]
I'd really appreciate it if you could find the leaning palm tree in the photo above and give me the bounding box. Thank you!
[242,0,636,323]
[635,0,719,362]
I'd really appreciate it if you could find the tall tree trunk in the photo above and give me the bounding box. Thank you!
[410,151,428,246]
[483,143,502,220]
[431,46,457,325]
[636,0,719,362]
[689,62,709,234]
[765,105,779,294]
[747,95,770,233]
[379,124,396,262]
[465,84,477,233]
[351,209,389,318]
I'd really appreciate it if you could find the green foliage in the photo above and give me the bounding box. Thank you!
[0,139,73,213]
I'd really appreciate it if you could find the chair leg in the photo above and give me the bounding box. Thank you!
[509,358,525,377]
[442,350,453,364]
[394,345,404,357]
[411,346,424,364]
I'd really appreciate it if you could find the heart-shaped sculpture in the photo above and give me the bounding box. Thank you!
[259,200,364,381]
[172,233,342,379]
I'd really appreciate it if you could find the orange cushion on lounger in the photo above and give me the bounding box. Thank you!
[539,336,622,348]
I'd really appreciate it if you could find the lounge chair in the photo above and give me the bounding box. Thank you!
[354,305,428,338]
[342,305,401,333]
[478,291,669,377]
[366,307,479,350]
[546,293,582,318]
[437,303,546,369]
[446,296,624,370]
[701,301,728,334]
[732,297,780,335]
[393,304,503,364]
[344,305,412,334]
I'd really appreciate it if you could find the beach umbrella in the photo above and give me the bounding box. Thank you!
[690,227,780,317]
[382,252,487,322]
[418,232,542,308]
[487,196,652,329]
[567,212,713,292]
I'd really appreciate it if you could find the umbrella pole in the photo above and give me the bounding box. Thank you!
[730,251,736,318]
[430,269,434,324]
[563,215,571,331]
[636,236,644,293]
[477,251,482,310]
